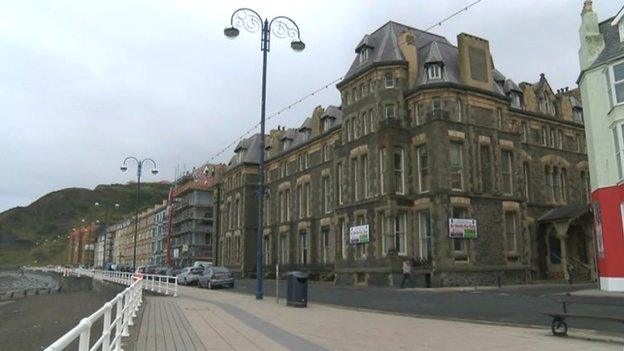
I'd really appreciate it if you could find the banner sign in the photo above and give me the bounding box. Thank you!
[448,218,478,239]
[349,224,370,244]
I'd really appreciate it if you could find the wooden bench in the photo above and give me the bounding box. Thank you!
[542,293,624,336]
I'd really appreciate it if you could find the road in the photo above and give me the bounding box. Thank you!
[224,279,624,335]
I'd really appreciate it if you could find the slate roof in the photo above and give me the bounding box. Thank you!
[228,133,263,169]
[298,117,312,131]
[342,21,510,97]
[423,41,444,65]
[342,21,450,83]
[415,40,460,85]
[587,16,624,71]
[322,105,343,121]
[538,204,590,223]
[503,79,522,93]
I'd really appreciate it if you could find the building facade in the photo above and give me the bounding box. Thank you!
[150,201,168,266]
[170,165,220,267]
[111,219,132,268]
[578,1,624,291]
[68,223,97,267]
[217,21,594,287]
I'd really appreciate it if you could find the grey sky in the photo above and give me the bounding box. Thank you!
[1,0,621,212]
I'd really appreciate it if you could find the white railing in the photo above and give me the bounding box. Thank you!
[27,267,178,297]
[45,278,143,351]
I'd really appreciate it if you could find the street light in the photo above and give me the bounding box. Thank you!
[224,8,305,300]
[120,156,158,272]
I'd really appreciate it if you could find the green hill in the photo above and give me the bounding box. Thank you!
[0,182,170,267]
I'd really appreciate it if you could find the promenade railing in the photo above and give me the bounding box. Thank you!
[45,277,143,351]
[27,266,178,297]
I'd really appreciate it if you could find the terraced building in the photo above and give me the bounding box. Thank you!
[217,21,594,287]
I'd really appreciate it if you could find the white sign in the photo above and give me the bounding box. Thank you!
[448,218,478,239]
[182,244,189,252]
[173,248,180,258]
[349,225,370,244]
[83,244,95,251]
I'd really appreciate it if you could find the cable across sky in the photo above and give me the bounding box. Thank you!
[206,0,485,164]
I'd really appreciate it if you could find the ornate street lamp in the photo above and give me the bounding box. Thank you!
[120,156,158,272]
[224,8,305,300]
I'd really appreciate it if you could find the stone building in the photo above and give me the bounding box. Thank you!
[150,200,168,266]
[111,219,132,268]
[135,205,158,268]
[113,204,158,269]
[216,21,594,287]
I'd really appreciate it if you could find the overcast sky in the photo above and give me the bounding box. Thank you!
[1,0,622,212]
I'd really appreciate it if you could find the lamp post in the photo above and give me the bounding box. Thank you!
[120,157,158,272]
[224,8,305,300]
[95,201,120,268]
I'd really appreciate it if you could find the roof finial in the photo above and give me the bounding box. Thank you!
[582,0,593,15]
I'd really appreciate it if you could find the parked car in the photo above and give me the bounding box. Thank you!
[198,267,234,289]
[177,267,204,285]
[192,261,213,268]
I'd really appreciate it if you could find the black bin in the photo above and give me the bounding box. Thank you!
[286,271,309,307]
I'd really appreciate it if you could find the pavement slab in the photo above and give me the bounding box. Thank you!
[133,285,620,351]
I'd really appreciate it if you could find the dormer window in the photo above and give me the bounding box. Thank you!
[283,139,292,151]
[359,48,369,63]
[237,149,245,163]
[427,64,442,80]
[322,117,333,132]
[510,92,522,109]
[300,129,310,141]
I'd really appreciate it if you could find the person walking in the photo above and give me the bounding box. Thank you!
[400,259,412,288]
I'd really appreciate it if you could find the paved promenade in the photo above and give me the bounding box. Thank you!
[132,285,619,351]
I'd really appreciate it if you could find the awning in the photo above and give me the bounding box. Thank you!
[537,204,591,223]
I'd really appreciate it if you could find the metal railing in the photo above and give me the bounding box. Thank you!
[24,266,179,351]
[28,266,178,297]
[90,269,178,297]
[45,277,142,351]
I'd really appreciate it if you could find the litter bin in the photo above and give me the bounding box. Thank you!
[286,271,309,307]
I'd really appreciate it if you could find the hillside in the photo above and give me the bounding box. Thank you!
[0,182,171,267]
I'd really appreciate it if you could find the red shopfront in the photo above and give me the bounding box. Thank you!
[592,185,624,291]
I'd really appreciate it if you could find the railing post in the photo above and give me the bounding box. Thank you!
[157,276,162,294]
[138,279,143,307]
[122,294,131,336]
[115,294,124,349]
[77,318,92,351]
[174,276,178,297]
[102,302,112,351]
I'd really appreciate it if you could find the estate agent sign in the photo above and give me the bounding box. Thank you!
[448,218,478,239]
[349,224,370,244]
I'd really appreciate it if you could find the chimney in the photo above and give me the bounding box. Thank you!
[398,30,418,86]
[579,0,604,70]
[582,0,593,16]
[457,33,493,91]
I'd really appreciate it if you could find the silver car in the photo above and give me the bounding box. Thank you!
[198,267,234,289]
[177,267,204,286]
